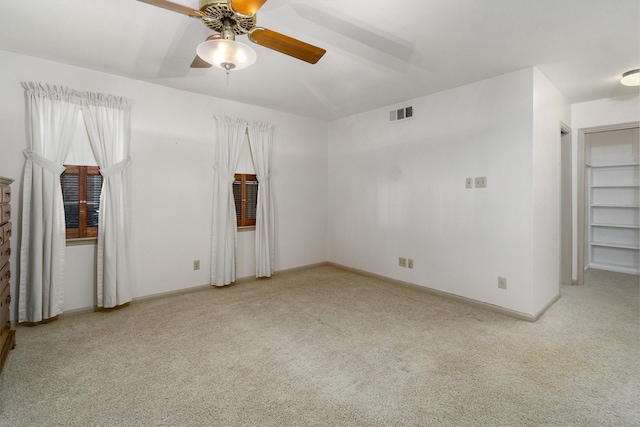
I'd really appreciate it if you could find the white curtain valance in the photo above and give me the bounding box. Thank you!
[21,82,80,104]
[83,91,132,110]
[21,82,132,111]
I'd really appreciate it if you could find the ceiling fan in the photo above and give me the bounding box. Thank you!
[138,0,326,73]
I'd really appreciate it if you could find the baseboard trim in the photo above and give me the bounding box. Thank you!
[56,262,331,320]
[58,284,214,319]
[55,261,556,323]
[533,292,561,321]
[58,307,95,319]
[132,284,213,304]
[275,261,330,275]
[328,262,545,322]
[128,263,329,304]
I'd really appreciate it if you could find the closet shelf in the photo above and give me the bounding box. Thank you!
[591,241,640,250]
[591,184,640,188]
[590,204,639,208]
[585,131,639,274]
[586,159,640,274]
[586,163,640,168]
[591,223,640,229]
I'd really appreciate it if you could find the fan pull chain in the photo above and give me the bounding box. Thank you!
[222,62,234,87]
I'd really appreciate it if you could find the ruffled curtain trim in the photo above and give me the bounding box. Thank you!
[21,82,132,110]
[21,82,80,104]
[83,91,132,111]
[250,121,274,134]
[214,115,249,129]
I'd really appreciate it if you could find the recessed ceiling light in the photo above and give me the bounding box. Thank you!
[620,69,640,86]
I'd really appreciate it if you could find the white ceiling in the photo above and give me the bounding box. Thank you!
[1,0,638,121]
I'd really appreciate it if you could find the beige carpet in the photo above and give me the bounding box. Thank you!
[0,266,638,426]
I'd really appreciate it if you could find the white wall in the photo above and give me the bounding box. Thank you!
[0,50,328,318]
[532,68,571,312]
[328,68,542,315]
[2,47,632,321]
[570,94,640,280]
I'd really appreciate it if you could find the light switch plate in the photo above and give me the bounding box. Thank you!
[475,176,487,188]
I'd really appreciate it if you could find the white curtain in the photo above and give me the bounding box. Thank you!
[18,82,80,323]
[248,122,275,278]
[211,116,247,286]
[81,92,133,308]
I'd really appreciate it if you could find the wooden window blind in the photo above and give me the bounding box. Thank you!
[61,165,103,239]
[233,174,258,227]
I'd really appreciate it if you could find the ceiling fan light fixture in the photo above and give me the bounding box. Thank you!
[620,69,640,86]
[196,39,257,74]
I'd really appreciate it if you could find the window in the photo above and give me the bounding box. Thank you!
[60,165,103,239]
[233,174,258,227]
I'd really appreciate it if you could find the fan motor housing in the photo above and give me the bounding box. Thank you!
[199,0,256,34]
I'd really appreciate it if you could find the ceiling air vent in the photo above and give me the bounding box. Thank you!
[389,106,414,123]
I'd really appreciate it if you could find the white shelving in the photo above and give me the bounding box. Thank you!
[587,163,640,274]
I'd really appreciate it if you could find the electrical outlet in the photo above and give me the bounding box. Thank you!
[193,260,200,270]
[465,178,473,189]
[475,176,487,188]
[498,276,507,289]
[408,259,414,269]
[399,257,407,268]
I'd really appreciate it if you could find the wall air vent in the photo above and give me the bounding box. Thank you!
[389,106,414,123]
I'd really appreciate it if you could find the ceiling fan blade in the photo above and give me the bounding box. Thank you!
[248,27,326,64]
[190,55,213,68]
[228,0,267,16]
[137,0,203,18]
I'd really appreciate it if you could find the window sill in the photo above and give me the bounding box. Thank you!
[66,237,97,246]
[238,226,256,232]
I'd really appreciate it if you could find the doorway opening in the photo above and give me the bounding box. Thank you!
[560,124,572,286]
[577,122,640,285]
